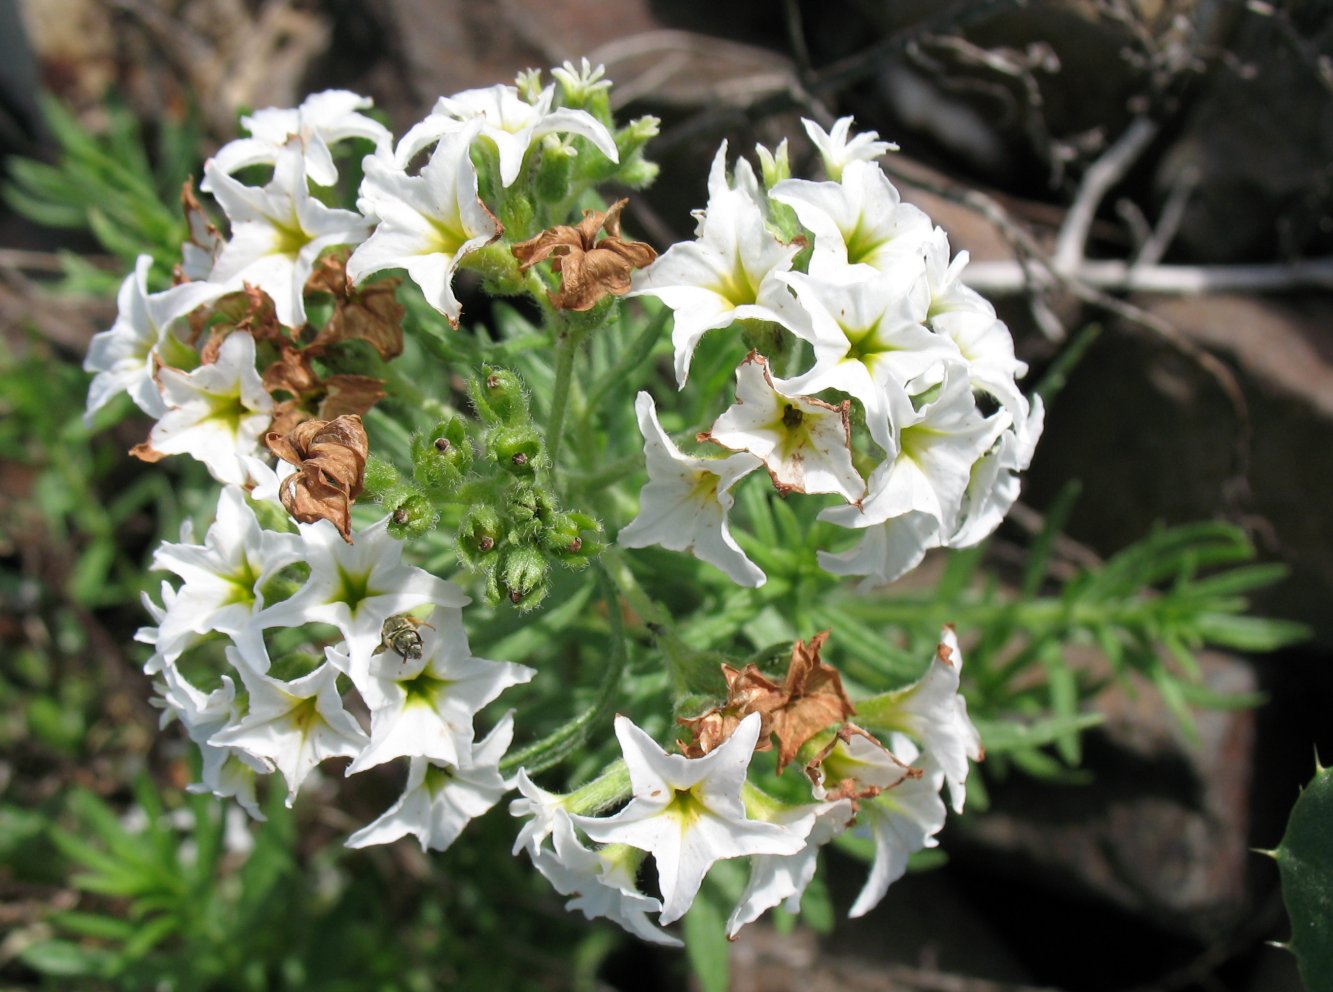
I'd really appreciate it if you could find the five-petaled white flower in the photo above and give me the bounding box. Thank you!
[771,160,931,278]
[618,391,766,588]
[150,485,303,670]
[84,255,225,422]
[704,352,864,504]
[394,83,618,187]
[254,516,469,691]
[341,615,534,775]
[529,812,682,946]
[778,268,959,451]
[629,143,807,386]
[205,145,371,327]
[147,331,275,486]
[575,712,813,925]
[348,123,501,325]
[155,660,265,819]
[859,627,982,814]
[204,89,392,189]
[346,713,516,852]
[209,654,369,806]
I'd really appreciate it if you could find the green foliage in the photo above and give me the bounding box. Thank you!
[1274,763,1333,992]
[4,94,196,287]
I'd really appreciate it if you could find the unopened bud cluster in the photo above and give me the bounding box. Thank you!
[365,364,602,610]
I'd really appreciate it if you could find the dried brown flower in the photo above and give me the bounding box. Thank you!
[511,198,657,311]
[265,414,369,542]
[678,631,856,771]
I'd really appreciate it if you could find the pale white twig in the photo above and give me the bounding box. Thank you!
[1052,116,1159,273]
[962,256,1333,295]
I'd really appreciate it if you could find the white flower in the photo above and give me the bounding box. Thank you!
[951,395,1044,550]
[147,331,275,486]
[84,255,225,422]
[575,713,812,925]
[342,616,534,775]
[628,143,807,386]
[346,713,516,852]
[210,657,368,805]
[529,812,682,947]
[802,116,897,180]
[551,59,611,104]
[777,268,959,451]
[155,659,265,819]
[254,516,469,689]
[205,90,391,189]
[771,160,931,278]
[704,353,864,503]
[861,627,982,814]
[205,146,371,327]
[821,365,1002,536]
[150,485,303,670]
[920,228,1030,419]
[816,509,942,591]
[346,124,501,326]
[808,729,916,801]
[395,83,618,187]
[725,799,853,938]
[847,736,949,918]
[618,392,766,588]
[509,768,570,856]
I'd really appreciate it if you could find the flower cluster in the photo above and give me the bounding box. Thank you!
[83,59,1040,948]
[622,118,1043,589]
[512,628,980,940]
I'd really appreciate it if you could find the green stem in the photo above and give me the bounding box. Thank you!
[546,321,589,483]
[498,562,628,776]
[580,304,670,426]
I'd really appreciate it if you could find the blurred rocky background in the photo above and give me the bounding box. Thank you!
[2,1,1331,990]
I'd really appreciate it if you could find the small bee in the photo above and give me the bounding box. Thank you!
[374,614,434,661]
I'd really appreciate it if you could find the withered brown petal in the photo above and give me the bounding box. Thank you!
[263,345,322,398]
[317,375,386,421]
[312,280,405,359]
[265,415,369,542]
[512,226,582,272]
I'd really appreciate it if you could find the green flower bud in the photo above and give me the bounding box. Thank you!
[543,510,602,570]
[756,138,791,188]
[488,424,545,478]
[501,545,550,611]
[383,485,438,540]
[508,483,557,540]
[497,189,535,242]
[362,454,402,500]
[412,417,473,492]
[615,116,660,160]
[477,366,530,425]
[616,155,659,190]
[535,136,578,203]
[457,504,504,572]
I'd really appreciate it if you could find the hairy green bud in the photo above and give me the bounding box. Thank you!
[382,485,437,540]
[489,424,545,478]
[362,454,402,500]
[478,366,530,425]
[508,483,558,541]
[543,510,602,570]
[501,545,550,611]
[412,417,473,492]
[457,504,504,572]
